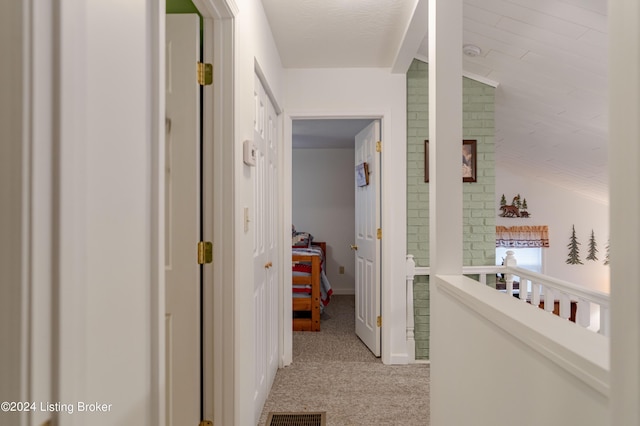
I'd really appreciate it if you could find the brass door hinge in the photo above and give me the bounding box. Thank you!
[377,228,382,240]
[199,420,213,426]
[197,241,213,264]
[376,141,382,152]
[197,62,213,86]
[377,316,382,327]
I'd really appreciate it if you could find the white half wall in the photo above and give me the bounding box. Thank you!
[431,275,609,426]
[497,168,610,293]
[293,148,356,295]
[283,67,408,364]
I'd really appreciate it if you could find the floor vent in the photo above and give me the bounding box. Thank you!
[266,412,326,426]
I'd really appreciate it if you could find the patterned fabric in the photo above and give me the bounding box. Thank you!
[292,245,333,308]
[292,228,314,248]
[496,225,550,248]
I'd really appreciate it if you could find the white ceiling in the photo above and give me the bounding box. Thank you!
[263,0,609,203]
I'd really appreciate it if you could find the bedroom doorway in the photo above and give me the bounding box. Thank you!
[291,118,381,356]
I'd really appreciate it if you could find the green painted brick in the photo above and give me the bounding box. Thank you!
[407,59,495,361]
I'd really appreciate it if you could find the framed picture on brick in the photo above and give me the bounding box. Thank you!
[424,139,477,183]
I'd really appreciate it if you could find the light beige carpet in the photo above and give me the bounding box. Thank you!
[257,295,430,426]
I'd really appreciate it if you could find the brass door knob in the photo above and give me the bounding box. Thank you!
[350,244,358,251]
[264,261,273,269]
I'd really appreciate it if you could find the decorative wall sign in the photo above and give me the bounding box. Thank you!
[424,139,477,183]
[499,193,531,218]
[355,162,369,187]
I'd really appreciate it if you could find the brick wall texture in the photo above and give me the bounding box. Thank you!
[407,59,496,360]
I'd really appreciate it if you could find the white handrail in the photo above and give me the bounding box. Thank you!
[405,251,611,361]
[504,265,610,336]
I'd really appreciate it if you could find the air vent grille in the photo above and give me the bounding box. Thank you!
[266,412,326,426]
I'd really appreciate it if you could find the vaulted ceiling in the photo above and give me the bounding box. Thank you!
[262,0,609,203]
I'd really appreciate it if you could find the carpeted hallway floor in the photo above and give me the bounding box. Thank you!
[257,295,430,425]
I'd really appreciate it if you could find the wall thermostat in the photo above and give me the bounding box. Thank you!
[243,139,256,166]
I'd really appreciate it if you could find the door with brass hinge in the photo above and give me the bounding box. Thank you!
[354,121,381,357]
[165,14,202,426]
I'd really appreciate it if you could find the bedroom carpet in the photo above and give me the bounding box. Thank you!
[257,295,430,426]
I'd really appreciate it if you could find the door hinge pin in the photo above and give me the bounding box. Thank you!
[197,62,213,86]
[377,228,382,240]
[197,241,213,264]
[376,141,382,152]
[377,316,382,327]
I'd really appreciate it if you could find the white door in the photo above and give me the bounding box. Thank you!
[165,14,201,426]
[253,74,280,422]
[354,120,381,356]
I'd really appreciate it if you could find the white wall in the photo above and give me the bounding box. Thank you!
[431,276,609,426]
[233,0,285,423]
[0,2,27,424]
[497,168,610,293]
[283,68,408,364]
[293,148,356,295]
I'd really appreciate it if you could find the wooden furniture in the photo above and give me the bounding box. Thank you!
[311,241,326,269]
[292,254,321,331]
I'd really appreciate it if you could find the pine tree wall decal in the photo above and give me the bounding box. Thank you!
[566,225,583,265]
[586,229,598,261]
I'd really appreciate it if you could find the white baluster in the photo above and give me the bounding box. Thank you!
[543,287,555,313]
[576,298,591,328]
[559,292,570,320]
[519,279,528,301]
[531,282,541,307]
[406,255,416,363]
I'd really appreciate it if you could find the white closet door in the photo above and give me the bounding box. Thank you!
[252,74,280,422]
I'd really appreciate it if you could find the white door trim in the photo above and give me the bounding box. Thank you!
[154,0,236,424]
[282,110,408,366]
[191,1,237,425]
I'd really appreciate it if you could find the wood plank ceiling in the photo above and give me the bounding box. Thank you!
[262,0,609,203]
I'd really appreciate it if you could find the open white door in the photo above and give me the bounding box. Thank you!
[165,14,201,426]
[354,120,381,356]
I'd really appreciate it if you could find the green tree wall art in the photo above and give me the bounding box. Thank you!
[566,225,583,265]
[586,229,598,261]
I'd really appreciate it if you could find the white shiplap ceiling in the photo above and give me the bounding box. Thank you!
[262,0,609,203]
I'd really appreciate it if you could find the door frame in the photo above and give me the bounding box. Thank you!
[190,0,237,424]
[158,0,238,424]
[282,111,406,366]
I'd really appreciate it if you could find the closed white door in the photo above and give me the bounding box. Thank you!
[253,74,280,422]
[354,121,381,356]
[165,14,201,426]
